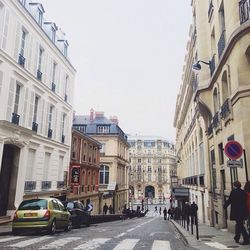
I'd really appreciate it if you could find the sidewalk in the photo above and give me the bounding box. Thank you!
[171,220,250,250]
[0,222,12,236]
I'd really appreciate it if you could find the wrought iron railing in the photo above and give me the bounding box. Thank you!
[24,181,36,191]
[61,134,65,143]
[18,54,25,67]
[220,98,231,119]
[48,128,53,138]
[64,94,68,102]
[239,0,250,24]
[12,113,20,125]
[32,122,38,132]
[41,181,51,189]
[37,70,42,81]
[218,30,226,58]
[212,112,220,129]
[207,124,213,136]
[51,82,56,92]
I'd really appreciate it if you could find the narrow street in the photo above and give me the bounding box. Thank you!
[0,215,194,250]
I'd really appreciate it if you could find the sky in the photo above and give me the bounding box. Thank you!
[39,0,192,142]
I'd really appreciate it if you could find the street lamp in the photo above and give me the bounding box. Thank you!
[192,60,211,71]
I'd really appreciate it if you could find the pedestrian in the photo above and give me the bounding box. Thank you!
[183,202,190,226]
[108,204,113,214]
[167,208,172,220]
[154,206,158,213]
[103,203,108,215]
[244,181,250,238]
[163,207,167,220]
[224,181,249,245]
[190,201,198,225]
[85,198,93,214]
[159,207,162,215]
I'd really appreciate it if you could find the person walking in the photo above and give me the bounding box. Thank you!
[224,181,249,245]
[85,198,93,214]
[244,181,250,239]
[154,206,158,214]
[103,203,108,215]
[159,207,162,215]
[108,204,113,214]
[163,207,167,220]
[190,201,198,225]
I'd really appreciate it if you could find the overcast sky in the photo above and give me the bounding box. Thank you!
[39,0,192,142]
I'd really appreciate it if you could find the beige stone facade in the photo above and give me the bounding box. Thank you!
[174,0,250,231]
[128,136,176,204]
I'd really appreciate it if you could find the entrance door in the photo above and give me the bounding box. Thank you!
[145,186,155,198]
[0,144,20,216]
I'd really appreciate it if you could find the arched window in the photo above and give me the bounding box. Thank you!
[99,165,109,184]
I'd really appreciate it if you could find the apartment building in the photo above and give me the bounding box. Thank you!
[0,0,75,217]
[174,0,250,231]
[128,136,176,204]
[73,109,130,213]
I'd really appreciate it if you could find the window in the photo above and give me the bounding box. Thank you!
[20,30,26,56]
[38,9,43,26]
[14,83,21,114]
[51,26,56,43]
[48,105,53,129]
[99,165,109,184]
[52,62,57,83]
[138,158,141,163]
[218,143,224,165]
[61,113,66,136]
[38,47,43,71]
[137,165,141,171]
[20,0,26,5]
[97,125,109,134]
[148,158,151,163]
[43,152,51,180]
[52,200,60,210]
[100,143,105,154]
[33,96,39,123]
[148,166,151,172]
[25,149,35,180]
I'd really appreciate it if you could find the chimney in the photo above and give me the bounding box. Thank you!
[95,111,104,118]
[90,108,94,122]
[110,116,119,125]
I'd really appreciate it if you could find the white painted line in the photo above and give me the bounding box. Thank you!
[7,236,52,248]
[0,236,25,243]
[115,232,126,238]
[204,242,233,249]
[74,238,110,250]
[151,240,171,250]
[113,239,140,250]
[39,237,81,249]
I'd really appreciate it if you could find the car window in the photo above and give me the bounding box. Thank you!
[67,202,74,209]
[57,200,66,211]
[51,200,60,210]
[19,199,47,210]
[78,202,85,210]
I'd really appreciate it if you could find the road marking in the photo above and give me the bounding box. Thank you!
[115,232,126,238]
[0,236,25,243]
[39,237,81,249]
[7,236,51,248]
[74,238,110,250]
[113,239,140,250]
[149,232,170,237]
[151,240,171,250]
[204,242,233,249]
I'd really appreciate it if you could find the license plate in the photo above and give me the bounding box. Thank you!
[24,213,37,217]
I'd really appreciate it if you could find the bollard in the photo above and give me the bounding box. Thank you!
[191,215,193,235]
[195,214,199,240]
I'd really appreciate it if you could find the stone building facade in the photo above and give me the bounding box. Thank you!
[128,136,176,204]
[174,0,250,231]
[0,0,75,217]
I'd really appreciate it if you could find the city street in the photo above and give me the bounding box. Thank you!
[0,215,194,250]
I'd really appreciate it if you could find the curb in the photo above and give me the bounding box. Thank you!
[170,220,189,246]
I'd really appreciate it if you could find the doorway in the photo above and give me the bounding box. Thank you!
[145,185,155,198]
[0,144,20,216]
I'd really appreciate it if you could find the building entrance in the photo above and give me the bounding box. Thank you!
[0,144,20,216]
[145,185,155,198]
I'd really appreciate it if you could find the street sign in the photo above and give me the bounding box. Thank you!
[224,140,243,160]
[227,160,243,168]
[172,187,189,197]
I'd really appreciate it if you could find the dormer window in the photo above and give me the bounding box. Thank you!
[38,9,43,26]
[51,26,56,43]
[97,125,110,134]
[44,22,57,43]
[29,3,45,26]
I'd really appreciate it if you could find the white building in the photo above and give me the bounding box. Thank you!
[0,0,75,218]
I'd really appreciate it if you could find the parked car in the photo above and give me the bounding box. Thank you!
[62,201,91,228]
[12,198,72,235]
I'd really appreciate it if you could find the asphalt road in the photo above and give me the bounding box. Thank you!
[0,214,195,250]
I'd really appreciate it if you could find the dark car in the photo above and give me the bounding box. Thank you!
[62,201,91,228]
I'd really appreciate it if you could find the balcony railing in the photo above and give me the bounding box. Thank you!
[24,181,36,191]
[41,181,51,189]
[212,112,220,129]
[239,0,250,24]
[12,113,20,125]
[208,0,214,20]
[18,54,25,67]
[61,134,65,143]
[57,181,64,188]
[37,70,42,81]
[218,30,226,58]
[199,175,205,186]
[209,55,215,76]
[220,98,231,120]
[51,82,56,92]
[32,122,38,132]
[207,124,213,136]
[48,128,53,138]
[64,94,68,102]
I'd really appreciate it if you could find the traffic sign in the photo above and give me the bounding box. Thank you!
[224,140,243,160]
[227,160,243,168]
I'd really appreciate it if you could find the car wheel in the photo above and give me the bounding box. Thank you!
[48,220,56,235]
[65,219,72,232]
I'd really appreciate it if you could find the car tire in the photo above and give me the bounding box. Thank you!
[65,219,72,232]
[48,220,56,235]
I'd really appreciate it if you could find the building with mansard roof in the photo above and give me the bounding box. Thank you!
[0,0,75,218]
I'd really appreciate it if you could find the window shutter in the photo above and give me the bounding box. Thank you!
[13,21,21,60]
[26,35,33,72]
[32,42,39,76]
[0,71,3,97]
[53,108,58,140]
[44,102,50,135]
[42,51,48,83]
[2,9,10,51]
[28,91,35,128]
[6,78,15,121]
[56,67,61,94]
[21,87,29,127]
[59,112,63,139]
[47,56,52,87]
[38,98,45,134]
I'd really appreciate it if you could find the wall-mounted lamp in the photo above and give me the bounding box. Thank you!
[192,60,211,71]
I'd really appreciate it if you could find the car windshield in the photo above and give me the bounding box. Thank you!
[67,202,74,209]
[18,199,48,210]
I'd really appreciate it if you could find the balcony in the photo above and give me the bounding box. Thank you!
[18,54,25,67]
[199,175,205,186]
[207,124,213,136]
[32,122,38,133]
[239,0,250,24]
[24,181,36,191]
[209,55,215,76]
[64,94,68,102]
[218,30,226,59]
[41,181,51,189]
[51,82,56,92]
[220,98,231,120]
[12,113,20,125]
[37,70,42,81]
[48,128,53,138]
[61,134,65,143]
[57,181,64,188]
[212,112,220,130]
